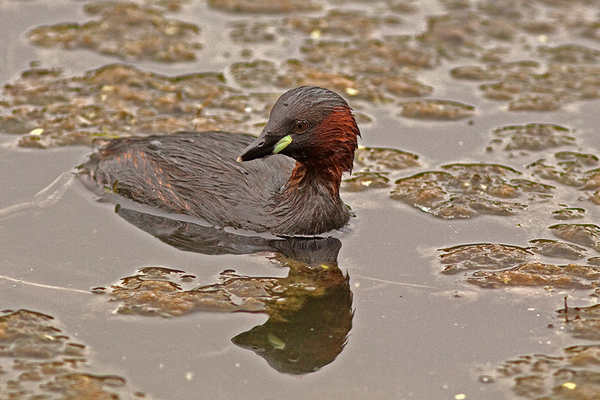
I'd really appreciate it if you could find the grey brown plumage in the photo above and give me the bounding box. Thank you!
[79,86,360,236]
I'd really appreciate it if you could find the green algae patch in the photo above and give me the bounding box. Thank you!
[444,1,600,108]
[28,1,201,62]
[0,309,148,399]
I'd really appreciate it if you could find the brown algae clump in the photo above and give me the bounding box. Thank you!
[490,123,575,152]
[454,62,600,110]
[0,309,144,399]
[494,346,600,399]
[528,239,588,260]
[552,207,586,220]
[284,9,400,37]
[295,37,436,101]
[342,147,420,192]
[451,61,541,81]
[0,64,280,148]
[342,172,390,192]
[101,264,350,319]
[229,59,279,88]
[559,303,600,341]
[550,224,600,252]
[390,163,551,219]
[439,243,536,275]
[438,239,600,291]
[28,2,202,62]
[275,60,358,97]
[104,267,269,316]
[354,147,421,171]
[300,37,438,73]
[95,259,353,376]
[208,0,321,13]
[467,262,600,290]
[400,100,475,120]
[538,44,600,64]
[527,151,600,188]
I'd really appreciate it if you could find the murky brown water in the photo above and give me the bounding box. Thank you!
[3,0,600,399]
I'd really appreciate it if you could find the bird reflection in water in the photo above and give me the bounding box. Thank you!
[98,207,353,375]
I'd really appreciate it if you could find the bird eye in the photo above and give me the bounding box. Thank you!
[292,120,309,134]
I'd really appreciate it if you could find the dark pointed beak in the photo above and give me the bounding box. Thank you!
[237,130,287,162]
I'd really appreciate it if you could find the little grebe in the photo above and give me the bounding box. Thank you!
[80,86,360,236]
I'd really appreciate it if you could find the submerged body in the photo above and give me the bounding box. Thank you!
[80,86,360,236]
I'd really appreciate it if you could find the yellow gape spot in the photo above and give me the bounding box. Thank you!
[273,135,292,154]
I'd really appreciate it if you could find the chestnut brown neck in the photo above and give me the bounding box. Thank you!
[286,105,359,196]
[285,161,342,196]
